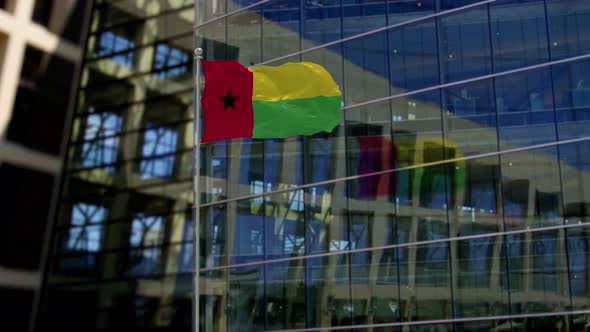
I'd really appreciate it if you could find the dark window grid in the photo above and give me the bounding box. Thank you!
[65,203,107,253]
[86,31,192,62]
[177,220,195,272]
[44,266,194,288]
[53,237,192,260]
[45,226,580,288]
[127,214,166,277]
[51,260,177,284]
[457,237,494,287]
[96,31,136,66]
[91,296,189,316]
[70,117,191,147]
[78,112,122,170]
[130,214,165,248]
[91,4,193,36]
[67,145,189,173]
[59,203,107,273]
[59,174,193,205]
[54,206,191,233]
[139,126,179,179]
[80,141,119,170]
[152,44,190,79]
[81,59,193,90]
[62,173,194,199]
[76,87,192,116]
[153,60,191,79]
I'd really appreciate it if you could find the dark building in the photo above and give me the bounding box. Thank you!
[0,1,92,331]
[37,0,590,331]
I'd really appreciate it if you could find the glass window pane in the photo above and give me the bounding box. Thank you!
[262,0,301,62]
[495,68,557,149]
[392,90,444,167]
[440,6,492,82]
[501,147,563,230]
[490,0,549,72]
[566,227,590,311]
[228,7,262,66]
[443,79,498,156]
[344,31,390,105]
[454,234,511,319]
[547,0,590,60]
[343,0,387,38]
[388,0,435,25]
[504,230,570,315]
[553,59,590,140]
[390,19,439,93]
[560,141,590,224]
[303,0,342,44]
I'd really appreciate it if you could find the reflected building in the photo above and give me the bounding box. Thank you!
[37,0,590,332]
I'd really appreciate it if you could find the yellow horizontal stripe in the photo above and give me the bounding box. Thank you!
[250,62,341,101]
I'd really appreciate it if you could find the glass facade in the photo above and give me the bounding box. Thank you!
[38,0,590,331]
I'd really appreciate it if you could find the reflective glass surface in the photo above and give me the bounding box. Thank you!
[39,0,590,331]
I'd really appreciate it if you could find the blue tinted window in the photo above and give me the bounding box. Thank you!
[177,220,194,273]
[389,19,439,91]
[61,203,106,272]
[440,0,487,10]
[343,0,387,37]
[80,112,122,170]
[388,0,435,25]
[127,214,164,276]
[139,126,178,179]
[440,7,492,82]
[97,31,135,66]
[553,60,590,140]
[495,68,556,147]
[568,231,588,296]
[490,0,549,72]
[443,80,498,149]
[304,0,342,43]
[152,44,189,79]
[66,203,106,252]
[547,0,590,60]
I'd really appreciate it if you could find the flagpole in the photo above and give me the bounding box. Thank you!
[193,47,203,332]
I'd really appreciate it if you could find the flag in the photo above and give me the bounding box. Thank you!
[200,60,342,143]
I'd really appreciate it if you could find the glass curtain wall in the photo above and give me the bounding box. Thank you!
[194,0,590,331]
[37,0,590,331]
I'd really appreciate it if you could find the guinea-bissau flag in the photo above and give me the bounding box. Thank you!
[200,60,342,143]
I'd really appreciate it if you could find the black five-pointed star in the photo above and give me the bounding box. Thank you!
[219,90,239,110]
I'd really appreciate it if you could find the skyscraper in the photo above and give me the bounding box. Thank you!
[38,0,590,331]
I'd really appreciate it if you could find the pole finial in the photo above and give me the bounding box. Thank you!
[194,48,203,60]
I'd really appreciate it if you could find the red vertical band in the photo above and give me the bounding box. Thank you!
[200,60,254,143]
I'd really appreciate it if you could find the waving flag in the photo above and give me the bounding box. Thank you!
[200,60,342,143]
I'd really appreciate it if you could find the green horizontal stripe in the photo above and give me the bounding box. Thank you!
[252,96,342,138]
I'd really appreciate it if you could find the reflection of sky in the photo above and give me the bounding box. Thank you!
[67,203,106,252]
[81,112,122,170]
[97,31,135,66]
[140,126,178,179]
[153,44,189,79]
